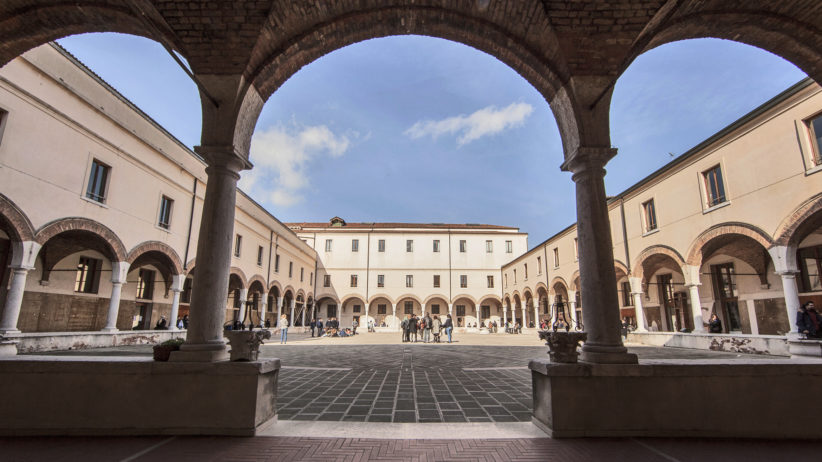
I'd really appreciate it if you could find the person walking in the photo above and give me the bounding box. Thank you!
[279,314,289,344]
[422,313,433,343]
[443,314,454,343]
[310,318,317,337]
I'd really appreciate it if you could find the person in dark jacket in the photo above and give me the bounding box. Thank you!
[708,313,723,333]
[797,302,822,338]
[315,318,324,337]
[401,315,410,342]
[422,313,433,343]
[443,314,454,343]
[409,314,419,342]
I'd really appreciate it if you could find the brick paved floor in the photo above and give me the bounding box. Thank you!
[2,435,820,462]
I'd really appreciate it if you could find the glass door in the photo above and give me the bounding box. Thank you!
[712,263,741,332]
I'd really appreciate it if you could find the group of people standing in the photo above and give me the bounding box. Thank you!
[401,313,454,343]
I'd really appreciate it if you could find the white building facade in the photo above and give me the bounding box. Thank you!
[289,218,528,330]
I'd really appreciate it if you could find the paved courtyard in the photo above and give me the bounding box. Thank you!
[39,332,778,424]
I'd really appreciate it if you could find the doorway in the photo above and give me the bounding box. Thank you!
[711,263,742,332]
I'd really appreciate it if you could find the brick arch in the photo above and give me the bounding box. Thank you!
[452,294,478,308]
[35,217,127,262]
[614,259,629,280]
[686,223,773,268]
[632,245,686,281]
[535,282,549,296]
[478,295,502,306]
[423,294,450,307]
[368,293,395,305]
[268,280,283,296]
[247,275,267,294]
[395,293,423,306]
[549,277,569,294]
[569,271,580,291]
[127,241,183,275]
[296,289,307,301]
[640,11,822,87]
[0,193,35,242]
[340,294,366,306]
[243,6,604,161]
[0,5,167,69]
[282,285,296,298]
[522,288,534,302]
[774,193,822,247]
[229,267,248,288]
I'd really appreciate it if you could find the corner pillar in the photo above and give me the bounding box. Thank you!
[562,147,637,364]
[0,241,40,335]
[168,274,184,331]
[629,277,647,332]
[769,246,801,334]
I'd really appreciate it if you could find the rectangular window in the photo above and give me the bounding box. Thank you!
[806,113,822,166]
[487,275,494,288]
[158,196,173,230]
[431,304,440,314]
[257,246,264,266]
[703,165,727,207]
[404,301,414,314]
[524,264,528,279]
[406,275,413,288]
[553,247,559,267]
[234,234,242,257]
[323,274,331,287]
[486,240,493,253]
[406,240,413,252]
[456,305,466,317]
[505,240,512,253]
[352,239,359,252]
[327,304,337,318]
[537,257,542,274]
[433,240,440,252]
[136,268,155,300]
[460,275,467,288]
[433,274,440,288]
[642,199,658,232]
[378,304,387,315]
[481,305,491,319]
[86,159,110,203]
[74,256,102,294]
[621,281,633,306]
[288,262,293,278]
[378,239,385,252]
[353,304,361,313]
[459,240,466,252]
[350,274,358,287]
[300,267,304,282]
[377,274,385,288]
[274,254,280,272]
[325,239,332,252]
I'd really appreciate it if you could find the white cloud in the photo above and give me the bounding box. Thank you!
[404,102,533,146]
[241,124,350,207]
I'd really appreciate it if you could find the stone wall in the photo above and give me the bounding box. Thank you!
[18,291,108,332]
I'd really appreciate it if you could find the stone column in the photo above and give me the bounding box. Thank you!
[521,304,527,328]
[168,274,184,331]
[276,296,283,321]
[569,300,577,328]
[630,277,647,332]
[533,300,539,329]
[476,304,481,329]
[562,147,637,364]
[502,304,508,328]
[102,262,130,333]
[301,303,306,327]
[0,241,40,335]
[289,299,296,326]
[364,303,369,333]
[237,288,248,326]
[261,296,268,323]
[392,303,398,330]
[683,265,704,332]
[769,246,801,334]
[172,150,247,362]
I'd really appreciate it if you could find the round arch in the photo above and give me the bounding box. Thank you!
[367,293,395,305]
[478,295,502,306]
[340,293,367,306]
[686,223,774,268]
[632,245,687,282]
[127,241,184,275]
[268,280,283,296]
[247,277,266,294]
[774,193,822,247]
[35,217,127,262]
[229,267,248,289]
[535,282,549,295]
[0,193,35,242]
[423,294,450,306]
[549,277,569,294]
[394,293,423,306]
[451,294,478,306]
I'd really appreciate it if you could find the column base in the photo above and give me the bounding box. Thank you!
[580,344,638,364]
[0,340,19,356]
[0,328,21,336]
[170,342,229,362]
[100,327,119,333]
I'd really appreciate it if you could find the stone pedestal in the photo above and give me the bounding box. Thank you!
[788,333,822,358]
[529,358,822,438]
[226,329,272,361]
[0,339,18,356]
[0,357,280,436]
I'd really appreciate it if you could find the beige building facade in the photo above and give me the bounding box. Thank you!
[289,219,527,330]
[503,78,822,343]
[0,44,316,335]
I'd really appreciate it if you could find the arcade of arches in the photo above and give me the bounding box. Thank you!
[2,1,822,365]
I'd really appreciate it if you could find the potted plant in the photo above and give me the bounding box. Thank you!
[153,338,184,362]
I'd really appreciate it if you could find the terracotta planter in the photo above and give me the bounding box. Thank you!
[153,345,179,362]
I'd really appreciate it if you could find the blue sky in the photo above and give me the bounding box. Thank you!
[56,33,806,247]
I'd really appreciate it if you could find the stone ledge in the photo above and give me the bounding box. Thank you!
[0,357,280,436]
[628,331,789,356]
[530,358,822,438]
[7,330,187,353]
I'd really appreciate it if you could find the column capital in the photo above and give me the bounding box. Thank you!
[560,146,617,175]
[194,144,253,172]
[111,261,130,284]
[9,240,40,269]
[171,274,185,292]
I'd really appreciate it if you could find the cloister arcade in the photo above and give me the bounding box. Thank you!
[0,1,821,364]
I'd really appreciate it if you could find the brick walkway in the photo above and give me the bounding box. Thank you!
[2,435,819,461]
